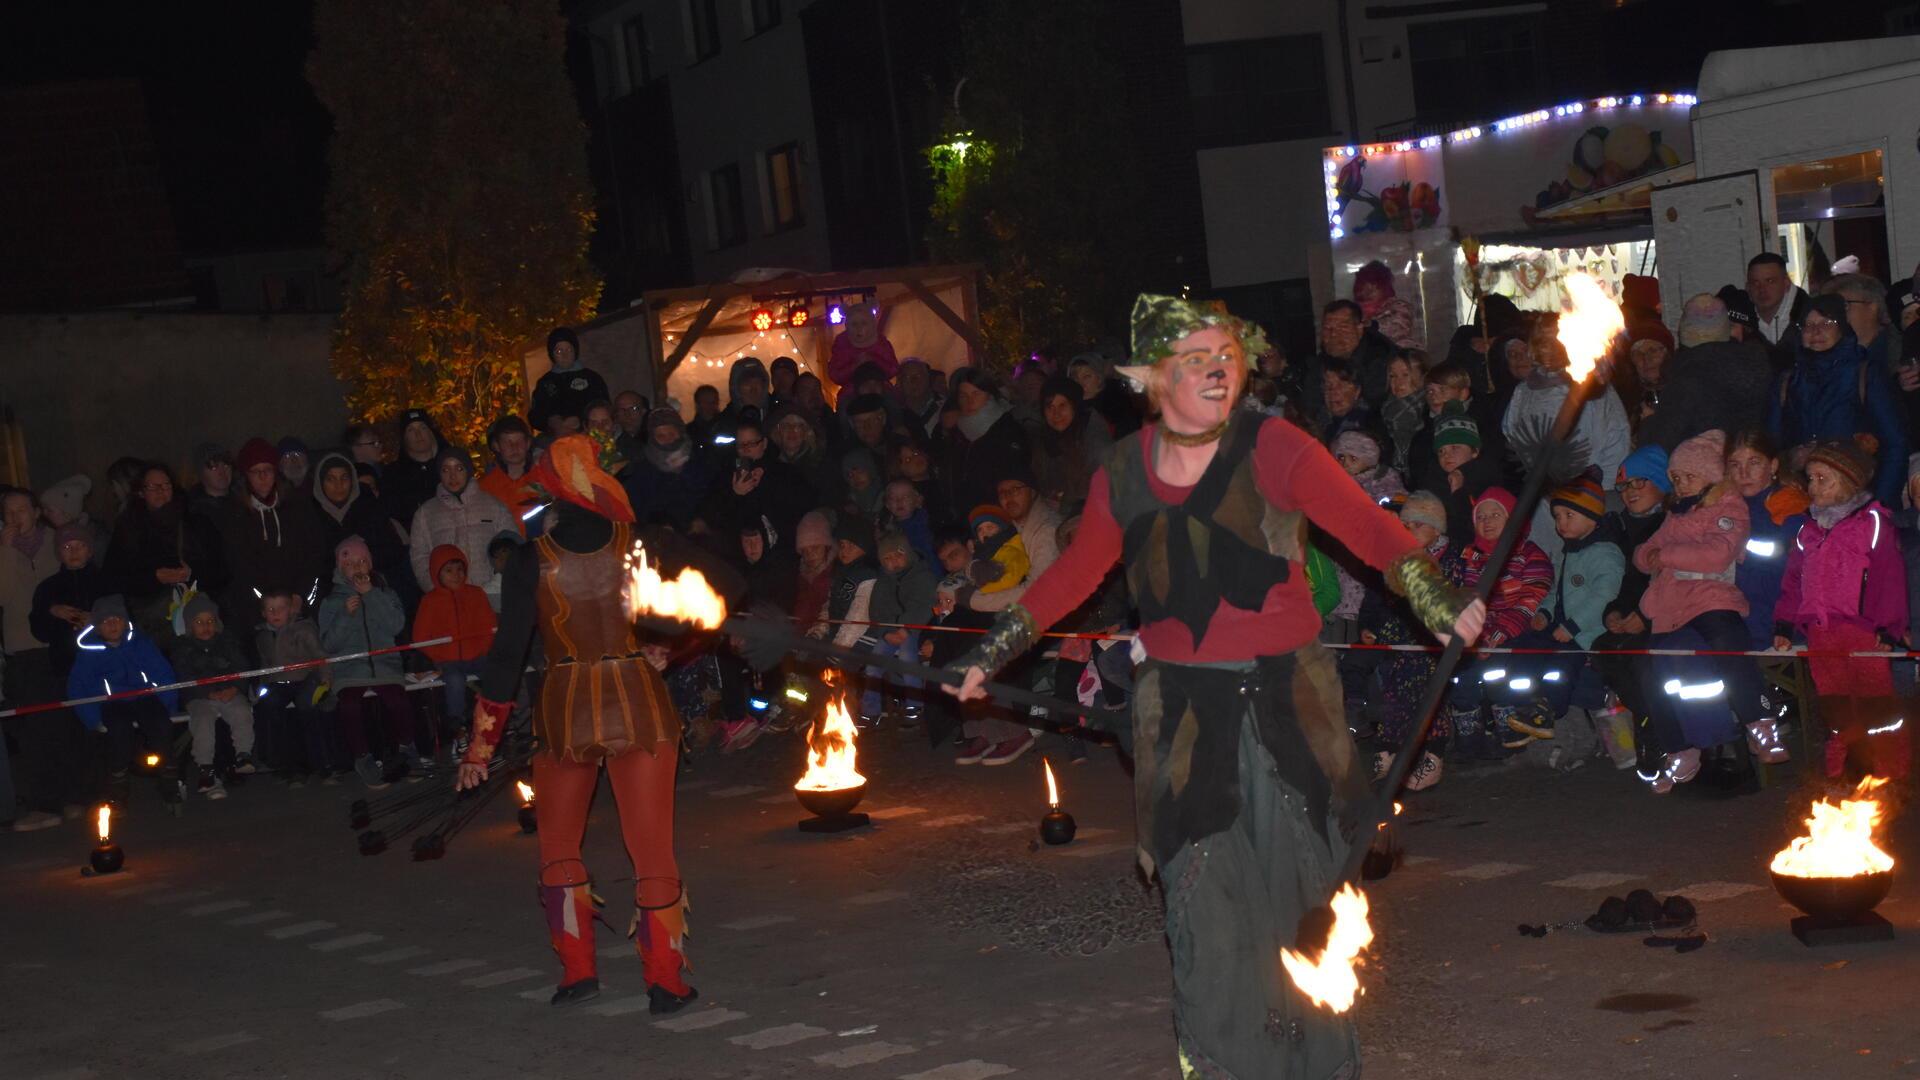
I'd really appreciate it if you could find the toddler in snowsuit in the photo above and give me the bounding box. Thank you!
[168,593,260,798]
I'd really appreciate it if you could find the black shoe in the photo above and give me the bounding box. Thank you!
[648,984,699,1015]
[550,977,601,1007]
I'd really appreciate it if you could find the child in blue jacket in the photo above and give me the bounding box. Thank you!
[68,594,180,800]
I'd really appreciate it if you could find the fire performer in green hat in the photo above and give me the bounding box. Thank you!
[949,294,1486,1078]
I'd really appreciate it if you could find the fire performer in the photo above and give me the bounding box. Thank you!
[950,295,1486,1079]
[455,435,743,1011]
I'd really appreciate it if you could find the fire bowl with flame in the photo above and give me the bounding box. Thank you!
[794,683,870,833]
[1769,777,1897,945]
[85,804,125,876]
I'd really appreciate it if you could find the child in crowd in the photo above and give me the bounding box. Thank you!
[1590,445,1672,760]
[841,449,884,521]
[1364,492,1452,785]
[1776,439,1908,779]
[1441,488,1554,767]
[412,544,499,760]
[967,505,1028,594]
[1429,402,1500,550]
[934,527,974,578]
[1332,429,1406,506]
[882,480,937,567]
[1634,430,1763,793]
[1379,351,1427,476]
[256,588,336,784]
[169,594,260,799]
[864,531,937,726]
[485,532,520,609]
[813,514,880,647]
[318,535,428,789]
[68,595,180,802]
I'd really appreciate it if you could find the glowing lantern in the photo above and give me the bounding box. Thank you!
[88,804,125,876]
[750,308,774,332]
[515,780,538,834]
[789,306,809,327]
[142,752,161,769]
[1279,883,1374,1012]
[1555,272,1626,384]
[1039,758,1076,845]
[624,541,727,630]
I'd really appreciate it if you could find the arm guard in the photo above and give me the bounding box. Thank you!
[464,695,513,765]
[1386,551,1471,640]
[949,603,1038,681]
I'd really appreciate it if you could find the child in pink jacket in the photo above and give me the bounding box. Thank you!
[1774,439,1911,779]
[1634,430,1766,792]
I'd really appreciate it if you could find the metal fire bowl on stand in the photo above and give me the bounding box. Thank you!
[1771,869,1896,946]
[796,782,871,833]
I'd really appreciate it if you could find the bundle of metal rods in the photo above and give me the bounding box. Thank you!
[349,738,540,860]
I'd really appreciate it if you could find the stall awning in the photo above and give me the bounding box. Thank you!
[1531,161,1695,225]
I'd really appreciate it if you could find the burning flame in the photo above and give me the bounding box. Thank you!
[1770,777,1895,878]
[95,804,112,843]
[1279,883,1374,1013]
[794,694,865,792]
[1044,757,1061,808]
[1555,272,1625,384]
[624,541,726,630]
[143,753,161,768]
[1379,801,1403,831]
[515,780,535,805]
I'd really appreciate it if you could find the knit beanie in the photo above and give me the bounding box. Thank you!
[1354,260,1396,299]
[848,392,889,418]
[1619,445,1673,494]
[90,594,129,626]
[39,474,91,523]
[969,504,1015,538]
[1473,487,1518,519]
[833,514,876,556]
[1716,285,1757,329]
[1805,438,1875,493]
[796,510,833,553]
[235,437,279,474]
[646,407,687,437]
[1670,429,1728,486]
[1399,490,1447,534]
[1677,294,1732,347]
[1431,401,1482,451]
[182,592,222,632]
[877,530,914,560]
[54,522,93,549]
[1549,468,1607,523]
[277,436,310,458]
[1331,429,1383,470]
[334,534,373,569]
[546,326,579,362]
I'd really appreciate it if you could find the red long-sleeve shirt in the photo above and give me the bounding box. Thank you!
[1020,417,1422,663]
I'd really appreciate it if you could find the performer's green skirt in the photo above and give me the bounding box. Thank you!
[1134,644,1365,1080]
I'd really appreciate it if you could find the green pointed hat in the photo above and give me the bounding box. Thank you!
[1118,293,1270,390]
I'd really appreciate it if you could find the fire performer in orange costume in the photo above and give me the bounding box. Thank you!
[456,434,743,1012]
[951,296,1486,1078]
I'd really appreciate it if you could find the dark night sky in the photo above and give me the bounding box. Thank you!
[2,2,330,253]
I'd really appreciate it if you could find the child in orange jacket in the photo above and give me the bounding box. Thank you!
[413,544,498,754]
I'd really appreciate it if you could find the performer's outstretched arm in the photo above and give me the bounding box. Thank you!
[458,543,539,784]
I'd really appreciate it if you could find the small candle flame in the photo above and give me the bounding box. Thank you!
[1555,272,1625,385]
[96,804,112,843]
[1043,757,1060,808]
[515,780,535,805]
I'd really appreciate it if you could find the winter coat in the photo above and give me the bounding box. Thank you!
[408,483,512,594]
[883,508,937,568]
[105,498,226,621]
[1776,498,1908,641]
[413,545,498,664]
[1637,339,1775,452]
[478,464,540,534]
[697,455,813,547]
[218,486,332,628]
[68,625,177,729]
[1544,527,1625,649]
[869,549,938,629]
[1898,508,1920,649]
[824,560,880,649]
[1737,485,1809,648]
[169,617,252,705]
[1033,409,1114,514]
[1603,506,1666,625]
[255,614,327,691]
[1443,537,1552,648]
[1502,374,1631,493]
[382,452,444,532]
[968,497,1065,614]
[30,563,111,676]
[621,455,716,533]
[0,526,60,653]
[530,364,611,435]
[316,567,407,688]
[313,453,407,578]
[1769,335,1910,505]
[1320,329,1397,409]
[974,532,1030,595]
[936,410,1030,524]
[1634,485,1750,634]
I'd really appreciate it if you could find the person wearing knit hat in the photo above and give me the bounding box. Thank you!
[1548,469,1607,524]
[38,474,91,529]
[1431,400,1481,451]
[278,436,313,491]
[1667,429,1727,491]
[1618,444,1673,495]
[966,504,1028,595]
[169,589,260,796]
[862,527,938,724]
[1803,438,1875,495]
[1399,490,1447,539]
[1638,293,1774,454]
[407,440,512,594]
[1715,284,1757,338]
[186,445,234,521]
[66,591,180,801]
[1676,293,1732,348]
[529,326,611,436]
[832,512,877,560]
[795,509,833,556]
[1775,291,1909,505]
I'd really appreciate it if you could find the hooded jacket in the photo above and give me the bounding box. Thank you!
[1776,497,1906,640]
[413,544,498,663]
[740,517,801,614]
[313,453,405,573]
[408,460,512,594]
[218,480,332,627]
[1442,532,1552,648]
[1544,521,1626,649]
[622,411,716,531]
[869,543,938,629]
[316,565,407,687]
[1769,327,1910,504]
[255,609,327,690]
[1635,483,1750,633]
[68,621,178,729]
[168,594,251,703]
[1737,484,1809,647]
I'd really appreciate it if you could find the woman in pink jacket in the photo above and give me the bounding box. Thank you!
[1773,439,1911,779]
[1634,430,1765,792]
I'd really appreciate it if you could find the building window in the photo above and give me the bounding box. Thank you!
[621,15,650,92]
[764,142,803,231]
[688,0,722,62]
[1185,35,1331,150]
[747,0,780,34]
[708,163,747,248]
[1407,15,1548,128]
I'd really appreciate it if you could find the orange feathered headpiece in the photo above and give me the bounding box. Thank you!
[529,434,634,523]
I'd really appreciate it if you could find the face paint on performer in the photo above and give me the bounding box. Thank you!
[1155,326,1244,435]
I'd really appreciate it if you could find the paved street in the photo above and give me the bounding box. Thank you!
[3,725,1919,1079]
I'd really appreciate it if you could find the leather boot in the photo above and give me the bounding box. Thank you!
[636,905,697,1013]
[540,884,600,1006]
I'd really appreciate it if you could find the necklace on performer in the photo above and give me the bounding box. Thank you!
[1160,417,1230,447]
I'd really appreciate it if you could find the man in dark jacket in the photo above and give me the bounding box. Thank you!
[712,357,772,447]
[1637,293,1774,451]
[1746,252,1812,370]
[219,438,332,629]
[529,327,611,435]
[1317,299,1396,409]
[382,409,446,529]
[937,369,1030,523]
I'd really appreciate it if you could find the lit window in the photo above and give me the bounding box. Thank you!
[765,142,803,232]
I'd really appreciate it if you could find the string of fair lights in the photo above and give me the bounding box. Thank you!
[673,298,866,371]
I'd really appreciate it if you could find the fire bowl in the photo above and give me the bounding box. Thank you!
[796,781,867,819]
[1040,809,1077,846]
[89,843,125,875]
[1769,869,1894,922]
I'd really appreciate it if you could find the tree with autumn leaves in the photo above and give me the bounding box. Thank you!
[309,0,600,450]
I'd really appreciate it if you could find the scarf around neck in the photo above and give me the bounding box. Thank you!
[957,397,1011,442]
[1810,489,1871,530]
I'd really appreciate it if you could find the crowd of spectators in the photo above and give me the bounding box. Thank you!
[3,250,1919,832]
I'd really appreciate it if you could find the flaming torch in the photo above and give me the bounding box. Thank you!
[793,684,870,833]
[86,804,125,876]
[1039,758,1077,845]
[1769,777,1897,945]
[1280,883,1374,1013]
[624,541,726,630]
[1294,272,1625,986]
[516,780,539,834]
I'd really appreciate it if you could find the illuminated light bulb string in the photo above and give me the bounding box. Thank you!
[669,328,813,372]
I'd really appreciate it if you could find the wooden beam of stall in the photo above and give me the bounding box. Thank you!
[659,293,729,383]
[898,273,983,365]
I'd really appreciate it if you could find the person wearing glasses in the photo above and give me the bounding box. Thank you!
[1769,293,1909,505]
